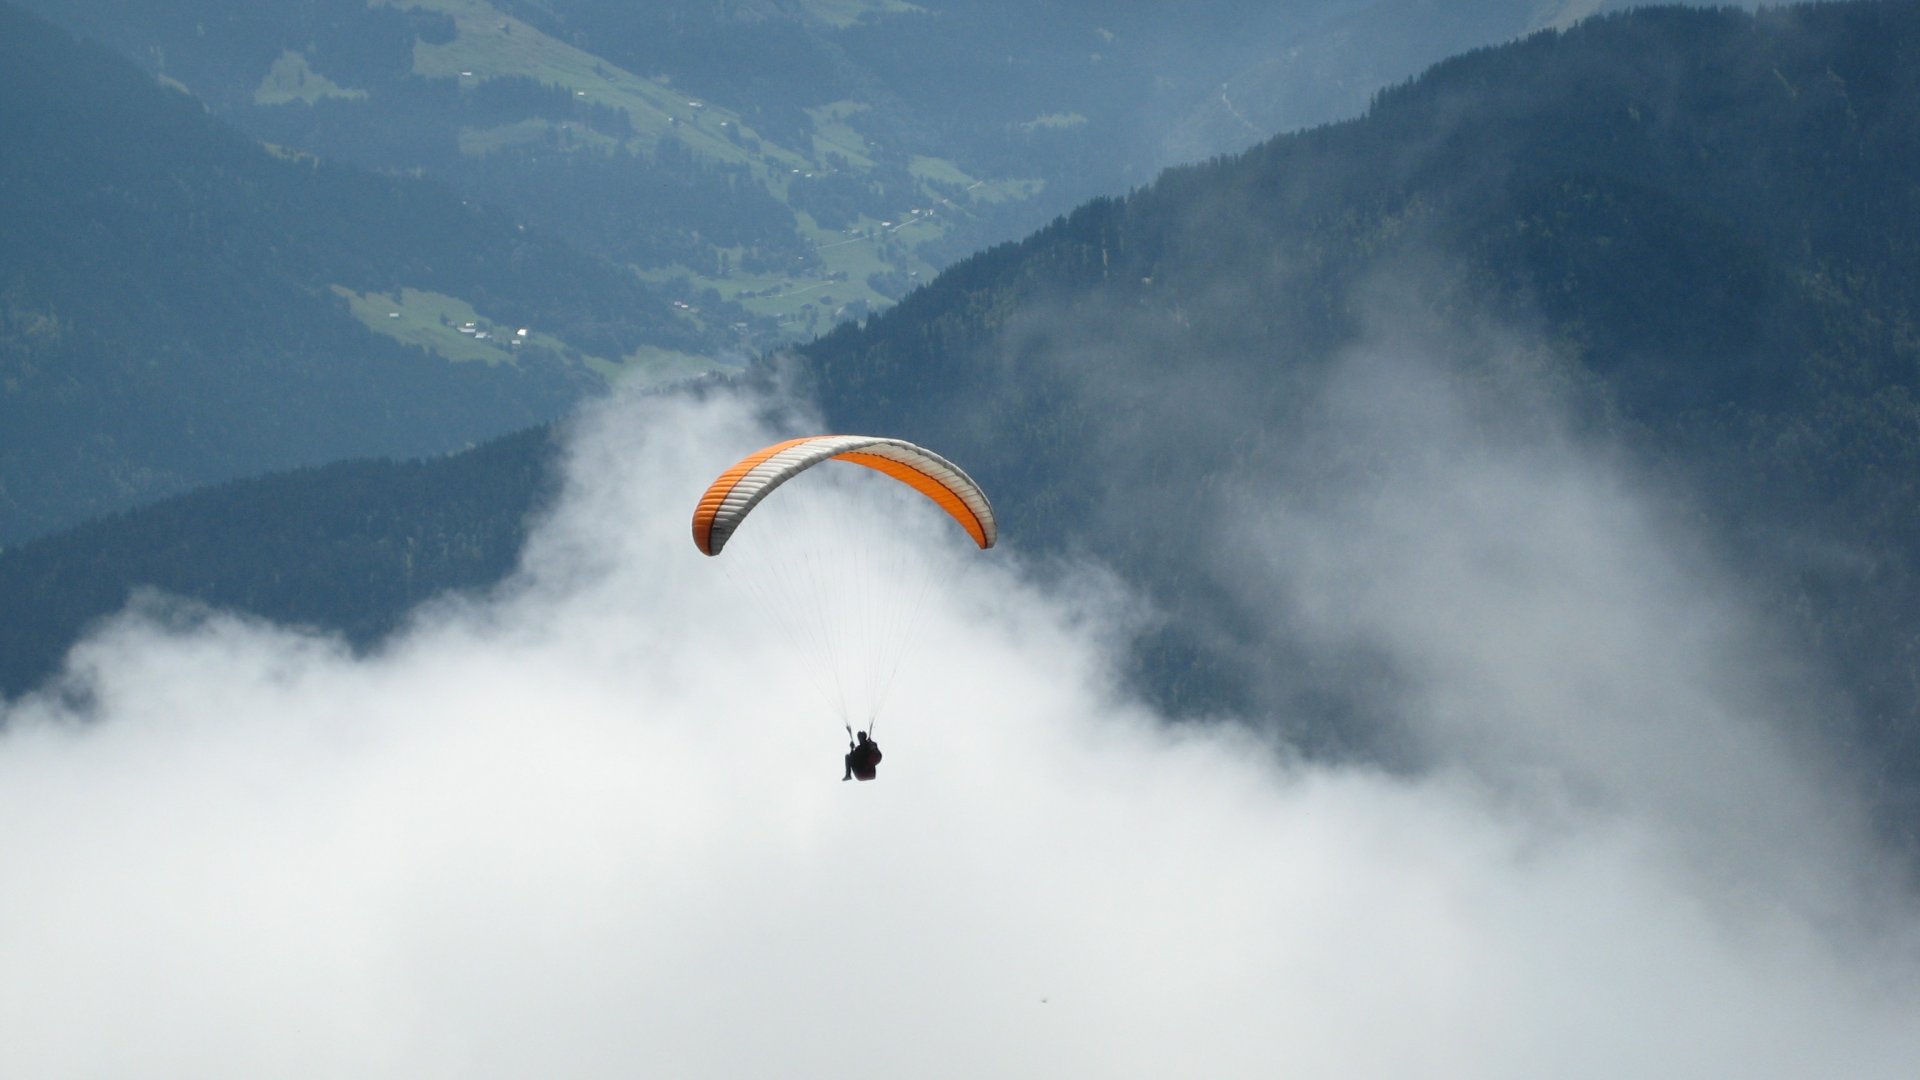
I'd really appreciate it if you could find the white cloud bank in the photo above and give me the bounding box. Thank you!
[4,380,1920,1079]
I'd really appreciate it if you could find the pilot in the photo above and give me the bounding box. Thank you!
[843,729,882,782]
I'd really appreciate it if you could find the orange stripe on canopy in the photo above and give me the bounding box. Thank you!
[834,451,991,549]
[691,436,813,555]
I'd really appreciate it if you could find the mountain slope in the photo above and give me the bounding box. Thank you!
[0,3,699,542]
[803,0,1920,793]
[5,0,1917,826]
[19,0,1671,352]
[0,427,556,693]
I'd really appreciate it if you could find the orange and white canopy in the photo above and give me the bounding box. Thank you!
[692,435,997,556]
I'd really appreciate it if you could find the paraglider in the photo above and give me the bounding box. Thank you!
[692,435,996,780]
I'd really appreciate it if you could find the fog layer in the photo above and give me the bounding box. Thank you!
[3,374,1917,1077]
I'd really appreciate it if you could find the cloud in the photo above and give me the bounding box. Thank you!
[1226,320,1895,907]
[3,383,1919,1078]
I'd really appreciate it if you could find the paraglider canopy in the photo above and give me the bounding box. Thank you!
[692,435,997,557]
[690,433,997,741]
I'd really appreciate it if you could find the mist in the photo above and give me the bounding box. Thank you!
[4,366,1920,1076]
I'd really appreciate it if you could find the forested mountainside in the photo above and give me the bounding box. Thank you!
[19,0,1646,353]
[0,428,556,691]
[6,1,1916,830]
[804,1,1920,806]
[0,3,694,542]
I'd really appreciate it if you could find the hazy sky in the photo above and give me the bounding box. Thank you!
[5,370,1920,1078]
